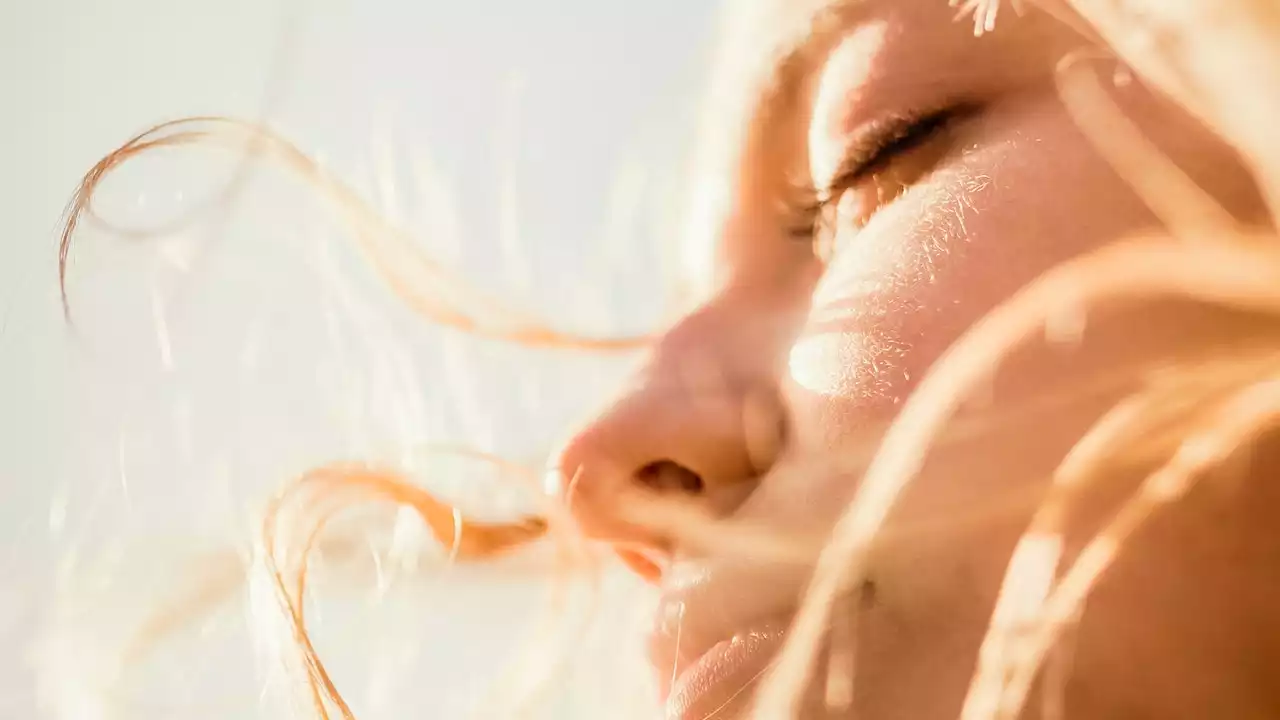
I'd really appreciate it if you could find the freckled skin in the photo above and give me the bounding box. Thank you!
[553,2,1280,718]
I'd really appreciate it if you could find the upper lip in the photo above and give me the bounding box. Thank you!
[649,557,807,698]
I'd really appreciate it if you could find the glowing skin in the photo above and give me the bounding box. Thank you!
[551,1,1280,718]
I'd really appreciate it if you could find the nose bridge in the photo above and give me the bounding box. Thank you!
[552,291,795,552]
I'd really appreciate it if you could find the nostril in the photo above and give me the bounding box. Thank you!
[635,460,704,494]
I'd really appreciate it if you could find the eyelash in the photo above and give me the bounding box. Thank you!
[788,105,968,245]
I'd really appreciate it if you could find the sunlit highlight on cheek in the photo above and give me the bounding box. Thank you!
[788,222,889,398]
[787,329,862,398]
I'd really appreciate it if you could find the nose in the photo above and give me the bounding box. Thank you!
[549,289,796,580]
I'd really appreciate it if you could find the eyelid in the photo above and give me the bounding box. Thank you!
[784,103,973,244]
[790,102,975,256]
[821,102,976,199]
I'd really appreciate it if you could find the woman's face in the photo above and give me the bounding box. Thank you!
[552,1,1280,718]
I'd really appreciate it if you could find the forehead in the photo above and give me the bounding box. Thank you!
[732,0,931,57]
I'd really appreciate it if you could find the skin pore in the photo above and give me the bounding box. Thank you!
[549,1,1280,719]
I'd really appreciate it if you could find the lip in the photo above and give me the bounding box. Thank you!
[649,561,802,719]
[662,625,787,720]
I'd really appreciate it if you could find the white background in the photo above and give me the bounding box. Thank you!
[1,0,720,717]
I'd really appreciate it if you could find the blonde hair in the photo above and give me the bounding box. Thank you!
[51,1,1280,718]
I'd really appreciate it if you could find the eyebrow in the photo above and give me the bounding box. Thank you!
[685,0,866,204]
[731,0,892,147]
[703,0,876,199]
[744,0,870,116]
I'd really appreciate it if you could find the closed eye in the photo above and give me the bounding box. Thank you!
[795,103,975,256]
[833,106,967,187]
